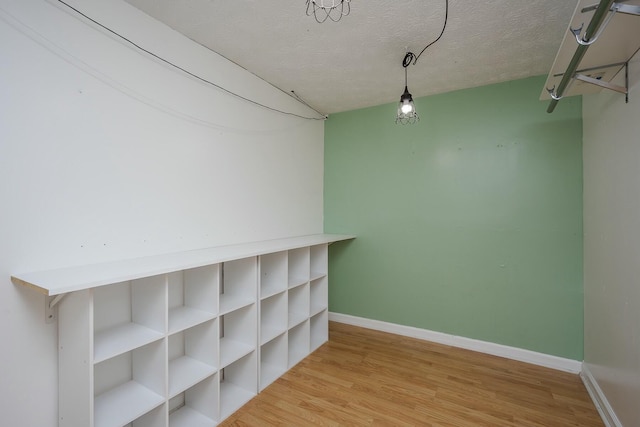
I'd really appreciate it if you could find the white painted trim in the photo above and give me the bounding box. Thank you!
[329,312,582,374]
[580,363,623,427]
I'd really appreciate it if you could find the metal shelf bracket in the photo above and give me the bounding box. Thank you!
[549,61,630,105]
[575,66,629,100]
[45,293,67,324]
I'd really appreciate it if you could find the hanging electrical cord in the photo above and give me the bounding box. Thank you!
[395,0,448,125]
[55,0,325,121]
[402,0,449,67]
[291,91,328,118]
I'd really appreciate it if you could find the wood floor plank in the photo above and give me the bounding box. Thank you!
[220,322,603,426]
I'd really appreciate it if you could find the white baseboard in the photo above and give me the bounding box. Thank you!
[328,312,582,374]
[580,363,622,427]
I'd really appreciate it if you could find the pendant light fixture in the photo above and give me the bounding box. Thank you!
[306,0,351,23]
[396,63,418,124]
[395,0,449,124]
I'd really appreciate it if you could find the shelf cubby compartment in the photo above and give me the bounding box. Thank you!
[219,304,257,368]
[168,374,218,427]
[167,265,219,335]
[310,310,329,351]
[127,403,167,427]
[288,320,310,369]
[288,283,309,328]
[260,291,287,345]
[310,244,328,281]
[93,340,166,427]
[260,332,287,391]
[168,320,218,399]
[309,276,328,317]
[259,251,287,299]
[220,351,258,421]
[219,257,257,314]
[93,276,166,364]
[287,247,310,288]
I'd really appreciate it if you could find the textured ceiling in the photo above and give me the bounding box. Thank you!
[124,0,578,114]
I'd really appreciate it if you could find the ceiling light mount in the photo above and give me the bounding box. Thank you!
[306,0,351,23]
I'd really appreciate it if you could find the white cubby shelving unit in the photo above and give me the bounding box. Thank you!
[11,233,354,427]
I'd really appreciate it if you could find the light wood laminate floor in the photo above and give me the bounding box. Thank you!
[220,322,603,426]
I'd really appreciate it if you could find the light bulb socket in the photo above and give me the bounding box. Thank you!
[400,86,413,103]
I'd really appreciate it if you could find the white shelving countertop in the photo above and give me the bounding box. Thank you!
[11,234,355,296]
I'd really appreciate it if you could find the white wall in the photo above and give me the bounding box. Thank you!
[583,51,640,426]
[0,0,323,425]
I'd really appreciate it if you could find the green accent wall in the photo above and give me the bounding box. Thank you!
[324,76,583,360]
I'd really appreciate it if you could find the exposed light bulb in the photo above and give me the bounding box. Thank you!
[396,84,418,125]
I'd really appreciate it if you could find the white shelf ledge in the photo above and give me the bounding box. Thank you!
[260,363,286,390]
[219,382,255,420]
[260,286,286,301]
[219,338,254,368]
[11,234,355,296]
[94,323,164,364]
[288,275,309,288]
[219,294,255,315]
[169,406,216,427]
[310,304,327,317]
[94,381,164,427]
[310,271,326,281]
[168,356,217,398]
[288,311,308,329]
[260,326,287,346]
[168,306,216,335]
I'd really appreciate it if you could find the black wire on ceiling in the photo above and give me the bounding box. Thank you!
[55,0,326,121]
[402,0,449,68]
